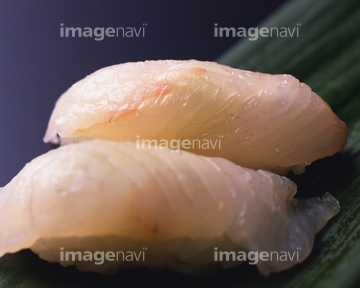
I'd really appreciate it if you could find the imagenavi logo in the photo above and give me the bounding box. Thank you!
[60,23,147,41]
[214,23,301,41]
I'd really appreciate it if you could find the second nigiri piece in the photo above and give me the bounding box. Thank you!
[44,60,347,174]
[0,141,339,275]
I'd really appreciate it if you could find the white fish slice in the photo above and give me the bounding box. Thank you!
[43,60,347,175]
[0,141,339,275]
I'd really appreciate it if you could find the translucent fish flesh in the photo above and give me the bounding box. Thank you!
[0,141,339,275]
[43,60,347,174]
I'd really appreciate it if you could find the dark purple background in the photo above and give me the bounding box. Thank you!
[0,0,287,186]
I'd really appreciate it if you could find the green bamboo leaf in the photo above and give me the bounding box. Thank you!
[1,0,360,287]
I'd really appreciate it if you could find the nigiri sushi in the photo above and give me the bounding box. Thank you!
[0,141,339,275]
[43,60,347,174]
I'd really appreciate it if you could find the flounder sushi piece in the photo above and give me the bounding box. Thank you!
[0,141,339,275]
[44,60,347,175]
